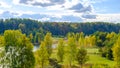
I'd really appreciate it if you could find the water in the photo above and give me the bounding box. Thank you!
[33,45,39,52]
[33,44,57,51]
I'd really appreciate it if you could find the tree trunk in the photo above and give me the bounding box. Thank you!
[80,64,83,68]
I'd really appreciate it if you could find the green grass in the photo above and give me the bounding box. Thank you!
[86,48,115,67]
[87,54,115,67]
[87,47,99,54]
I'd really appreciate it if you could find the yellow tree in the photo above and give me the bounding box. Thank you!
[0,36,4,47]
[0,36,4,61]
[57,38,65,62]
[66,36,77,68]
[44,32,53,58]
[35,41,49,68]
[78,32,85,47]
[87,36,96,47]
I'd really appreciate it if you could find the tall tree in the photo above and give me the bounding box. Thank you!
[112,36,120,68]
[0,36,4,64]
[57,38,65,62]
[29,33,33,42]
[0,30,35,68]
[66,36,77,68]
[76,47,89,68]
[44,32,53,58]
[35,41,49,68]
[0,36,4,47]
[79,32,85,47]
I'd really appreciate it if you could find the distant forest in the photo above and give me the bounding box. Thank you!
[0,18,120,36]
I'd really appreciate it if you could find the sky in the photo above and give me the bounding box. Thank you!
[0,0,120,22]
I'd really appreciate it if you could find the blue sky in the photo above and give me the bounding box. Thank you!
[0,0,120,22]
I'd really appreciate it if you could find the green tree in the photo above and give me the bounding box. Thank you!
[0,36,4,47]
[76,47,89,68]
[1,30,35,68]
[0,36,5,64]
[35,41,49,68]
[44,32,53,58]
[78,32,85,47]
[29,33,33,42]
[18,23,26,33]
[57,38,64,62]
[112,36,120,68]
[66,37,77,68]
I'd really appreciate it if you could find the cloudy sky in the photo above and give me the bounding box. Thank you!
[0,0,120,22]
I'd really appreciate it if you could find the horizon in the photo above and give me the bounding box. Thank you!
[0,0,120,22]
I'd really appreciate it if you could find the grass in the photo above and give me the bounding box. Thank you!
[86,48,115,67]
[86,47,99,54]
[87,54,115,67]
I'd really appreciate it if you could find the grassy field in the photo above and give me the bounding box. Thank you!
[86,48,115,68]
[87,54,115,67]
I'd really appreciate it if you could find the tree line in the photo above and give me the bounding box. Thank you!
[0,18,120,36]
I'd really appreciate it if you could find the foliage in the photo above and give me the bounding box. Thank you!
[99,32,118,60]
[57,38,65,62]
[35,41,49,68]
[0,30,35,68]
[94,31,108,47]
[78,32,85,47]
[49,58,61,68]
[1,18,120,37]
[112,36,120,68]
[76,47,89,68]
[66,36,77,67]
[0,36,4,47]
[44,32,53,58]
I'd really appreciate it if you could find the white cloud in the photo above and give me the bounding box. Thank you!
[13,0,19,5]
[63,0,80,8]
[0,1,12,8]
[0,9,4,14]
[39,17,50,21]
[34,0,50,3]
[1,0,119,23]
[83,14,120,23]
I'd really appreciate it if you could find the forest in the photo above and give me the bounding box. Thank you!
[0,18,120,68]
